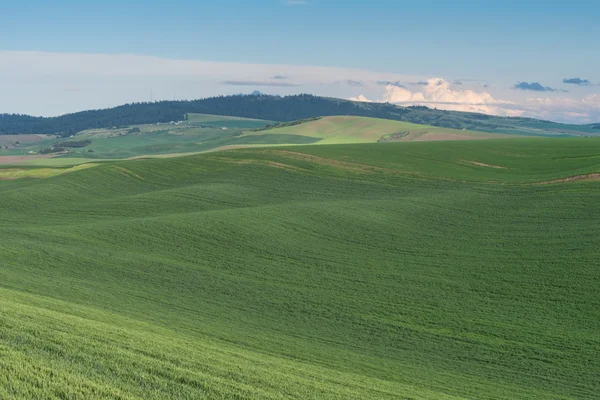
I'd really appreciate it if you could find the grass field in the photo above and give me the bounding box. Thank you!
[245,116,518,144]
[1,138,599,399]
[0,134,55,148]
[0,164,97,180]
[0,115,526,166]
[0,115,276,162]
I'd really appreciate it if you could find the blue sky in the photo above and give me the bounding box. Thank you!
[1,0,599,122]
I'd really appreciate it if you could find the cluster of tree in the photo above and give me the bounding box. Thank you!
[57,139,92,148]
[0,103,184,137]
[39,146,67,154]
[0,94,585,137]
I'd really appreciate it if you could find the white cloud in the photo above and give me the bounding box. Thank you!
[348,94,372,102]
[522,94,600,123]
[352,78,523,117]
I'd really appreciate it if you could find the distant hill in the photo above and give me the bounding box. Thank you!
[1,94,598,137]
[246,116,514,144]
[2,115,515,164]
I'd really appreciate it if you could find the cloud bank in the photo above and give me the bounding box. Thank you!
[523,94,600,123]
[352,78,521,117]
[0,51,598,123]
[350,78,600,122]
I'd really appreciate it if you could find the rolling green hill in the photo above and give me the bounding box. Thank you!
[1,115,515,164]
[0,115,277,163]
[247,116,515,144]
[2,94,598,137]
[1,138,599,399]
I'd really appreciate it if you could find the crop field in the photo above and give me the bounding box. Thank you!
[0,115,527,165]
[0,164,97,180]
[0,115,276,162]
[246,116,518,144]
[0,134,55,148]
[0,138,599,399]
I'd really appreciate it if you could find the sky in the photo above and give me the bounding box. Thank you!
[1,0,599,123]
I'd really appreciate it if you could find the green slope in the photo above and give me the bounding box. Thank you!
[244,116,518,144]
[186,113,274,129]
[4,94,598,137]
[0,114,276,162]
[1,115,516,165]
[1,138,599,399]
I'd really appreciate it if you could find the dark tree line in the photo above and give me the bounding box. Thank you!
[0,95,414,137]
[0,93,575,137]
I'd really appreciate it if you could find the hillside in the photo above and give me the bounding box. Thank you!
[185,113,275,129]
[248,116,513,144]
[0,115,514,164]
[1,138,599,399]
[0,115,278,163]
[2,94,598,137]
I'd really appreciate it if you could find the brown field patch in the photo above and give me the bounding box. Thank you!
[460,160,507,169]
[0,163,97,181]
[0,155,56,165]
[535,173,600,185]
[0,134,53,145]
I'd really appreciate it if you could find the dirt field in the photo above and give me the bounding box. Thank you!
[0,134,53,146]
[536,173,600,184]
[0,155,56,165]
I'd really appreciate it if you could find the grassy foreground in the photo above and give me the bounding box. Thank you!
[1,138,599,399]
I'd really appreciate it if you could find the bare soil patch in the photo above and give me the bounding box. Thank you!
[535,173,600,185]
[0,155,56,165]
[0,134,53,145]
[461,160,507,169]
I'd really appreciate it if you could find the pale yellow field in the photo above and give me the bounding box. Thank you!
[0,164,97,180]
[245,116,515,144]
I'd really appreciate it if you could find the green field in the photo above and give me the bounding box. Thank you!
[247,116,515,144]
[0,115,527,165]
[0,115,276,162]
[1,137,599,399]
